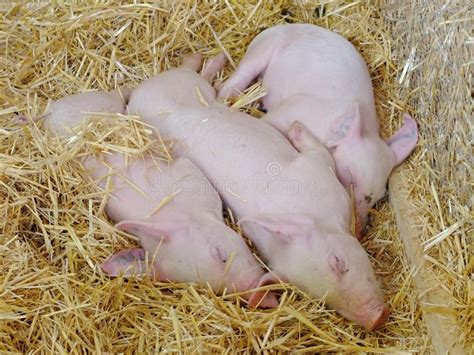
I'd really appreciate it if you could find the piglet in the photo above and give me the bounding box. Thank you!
[127,53,390,330]
[86,153,278,307]
[19,88,277,307]
[219,24,418,237]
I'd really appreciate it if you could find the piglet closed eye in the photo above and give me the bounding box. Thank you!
[329,254,349,278]
[210,246,228,263]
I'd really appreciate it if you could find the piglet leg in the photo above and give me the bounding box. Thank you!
[288,121,333,166]
[201,52,228,81]
[218,36,275,100]
[288,120,323,152]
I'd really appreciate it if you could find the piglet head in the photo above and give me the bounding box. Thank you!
[325,235,390,331]
[107,213,278,308]
[197,213,279,308]
[241,214,389,330]
[328,105,418,237]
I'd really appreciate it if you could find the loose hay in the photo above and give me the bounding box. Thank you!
[384,1,472,353]
[0,0,471,353]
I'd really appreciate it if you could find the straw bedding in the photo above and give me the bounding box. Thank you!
[0,0,471,353]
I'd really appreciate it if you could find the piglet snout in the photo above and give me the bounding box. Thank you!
[364,304,390,331]
[245,272,280,308]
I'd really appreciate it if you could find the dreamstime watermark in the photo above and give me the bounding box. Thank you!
[266,162,281,176]
[147,172,321,198]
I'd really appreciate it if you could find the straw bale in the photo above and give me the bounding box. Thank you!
[0,0,470,352]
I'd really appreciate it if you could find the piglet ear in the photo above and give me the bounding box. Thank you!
[385,113,418,166]
[101,247,157,278]
[327,103,362,148]
[116,220,170,241]
[116,216,189,241]
[238,214,315,243]
[329,254,349,279]
[247,272,280,308]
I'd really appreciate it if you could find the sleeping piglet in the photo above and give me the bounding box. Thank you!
[127,53,390,330]
[218,24,418,237]
[18,89,277,307]
[86,153,278,308]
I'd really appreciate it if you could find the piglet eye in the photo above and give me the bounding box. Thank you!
[329,254,349,278]
[334,256,349,274]
[210,247,228,263]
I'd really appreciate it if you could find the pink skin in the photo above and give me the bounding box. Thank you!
[15,88,131,135]
[21,88,277,308]
[127,53,389,330]
[240,215,390,331]
[218,24,418,238]
[87,154,278,308]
